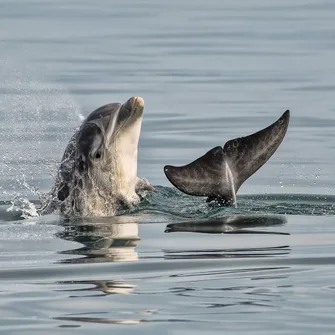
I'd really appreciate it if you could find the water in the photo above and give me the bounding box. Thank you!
[1,0,335,333]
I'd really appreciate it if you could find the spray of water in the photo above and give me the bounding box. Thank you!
[0,61,84,218]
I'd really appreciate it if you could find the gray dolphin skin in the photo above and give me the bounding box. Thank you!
[164,110,290,207]
[40,96,154,217]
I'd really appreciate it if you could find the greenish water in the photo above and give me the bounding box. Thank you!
[1,0,335,334]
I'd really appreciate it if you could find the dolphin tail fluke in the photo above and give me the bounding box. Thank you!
[164,110,290,206]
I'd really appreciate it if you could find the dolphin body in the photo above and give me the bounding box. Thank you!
[40,96,290,217]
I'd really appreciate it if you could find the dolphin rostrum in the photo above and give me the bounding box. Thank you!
[164,110,290,207]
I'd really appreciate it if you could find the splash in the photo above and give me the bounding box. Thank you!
[6,194,39,219]
[0,60,83,218]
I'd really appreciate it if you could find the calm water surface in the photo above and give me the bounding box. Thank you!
[1,0,335,334]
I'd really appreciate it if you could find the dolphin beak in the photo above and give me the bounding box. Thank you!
[124,96,144,118]
[133,96,144,110]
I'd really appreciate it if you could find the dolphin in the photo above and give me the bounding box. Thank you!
[40,97,290,217]
[164,110,290,207]
[40,96,154,217]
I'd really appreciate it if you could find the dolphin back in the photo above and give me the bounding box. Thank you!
[164,110,290,206]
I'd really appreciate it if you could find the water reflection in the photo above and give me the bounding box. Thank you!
[58,280,136,296]
[56,215,141,264]
[55,217,139,302]
[165,214,288,235]
[55,316,147,325]
[56,213,290,265]
[164,214,291,260]
[52,213,293,327]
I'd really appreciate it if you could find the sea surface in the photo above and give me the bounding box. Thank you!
[1,0,335,334]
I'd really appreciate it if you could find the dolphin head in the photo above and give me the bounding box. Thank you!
[55,97,145,217]
[76,96,144,176]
